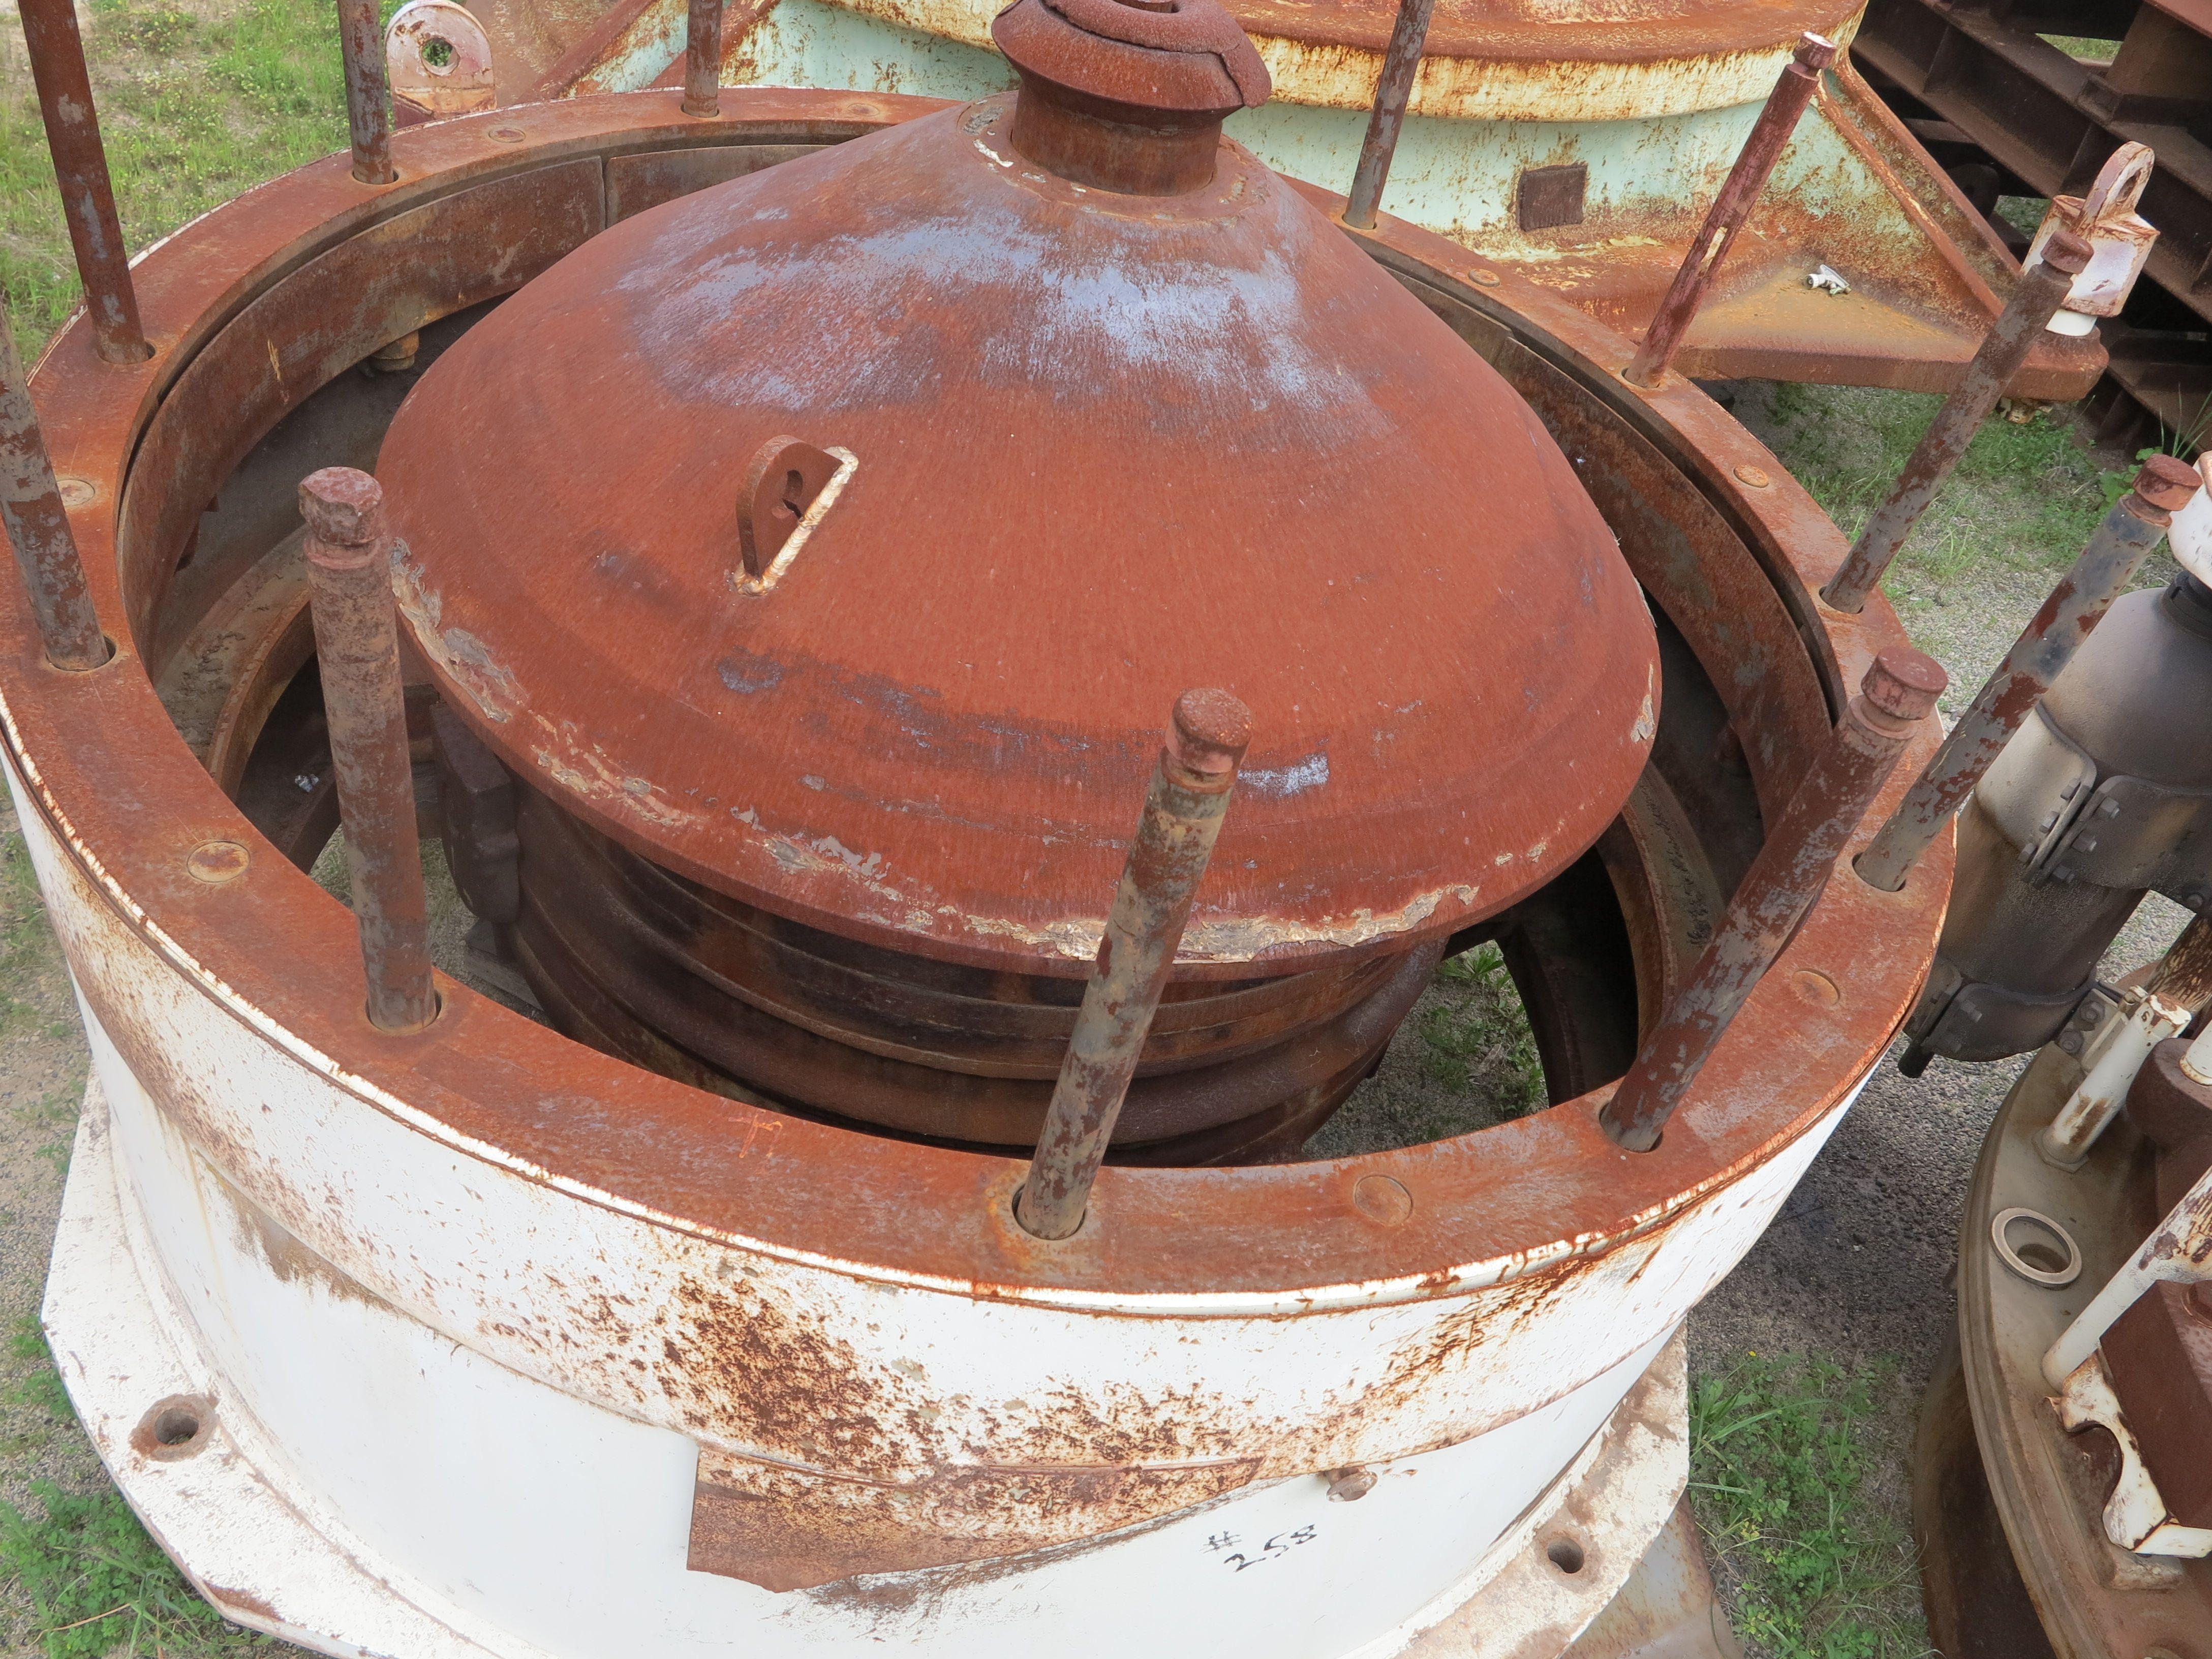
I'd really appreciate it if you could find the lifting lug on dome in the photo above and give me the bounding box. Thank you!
[736,434,843,584]
[1601,649,1944,1151]
[1621,32,1835,389]
[300,467,439,1033]
[1018,689,1252,1240]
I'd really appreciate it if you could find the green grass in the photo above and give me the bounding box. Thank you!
[1416,942,1545,1116]
[1690,1352,1930,1659]
[2,0,357,357]
[1757,380,2126,588]
[0,1321,268,1657]
[0,833,66,1038]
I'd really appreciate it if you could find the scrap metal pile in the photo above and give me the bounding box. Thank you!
[0,0,2205,1653]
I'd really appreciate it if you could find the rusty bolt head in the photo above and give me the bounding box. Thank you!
[1169,687,1253,776]
[1734,463,1772,488]
[298,467,385,546]
[1325,1466,1378,1502]
[1793,31,1838,71]
[1863,647,1947,723]
[186,840,251,884]
[2133,453,2203,515]
[2040,226,2094,276]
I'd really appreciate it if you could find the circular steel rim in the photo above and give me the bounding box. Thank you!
[4,86,1950,1310]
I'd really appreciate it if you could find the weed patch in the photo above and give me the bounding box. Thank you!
[2,0,355,355]
[1417,943,1544,1116]
[0,1322,269,1656]
[1691,1351,1929,1659]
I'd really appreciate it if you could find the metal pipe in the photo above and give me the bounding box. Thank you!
[1600,648,1945,1152]
[1017,689,1251,1240]
[1620,32,1836,388]
[682,0,723,117]
[2149,913,2212,1017]
[1853,454,2204,894]
[1822,229,2094,615]
[336,0,396,187]
[1339,0,1439,233]
[15,0,150,365]
[0,298,109,671]
[300,467,437,1032]
[2037,988,2190,1170]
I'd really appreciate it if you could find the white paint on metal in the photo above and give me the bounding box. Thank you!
[8,735,1863,1657]
[2054,1354,2212,1558]
[2037,988,2189,1170]
[2043,1152,2212,1389]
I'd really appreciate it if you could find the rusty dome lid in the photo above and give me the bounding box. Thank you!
[375,0,1660,978]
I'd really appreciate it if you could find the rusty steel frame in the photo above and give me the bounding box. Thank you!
[1,87,1954,1651]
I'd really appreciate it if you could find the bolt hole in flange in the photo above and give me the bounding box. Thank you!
[1547,1537,1587,1574]
[1991,1206,2082,1286]
[130,1394,216,1462]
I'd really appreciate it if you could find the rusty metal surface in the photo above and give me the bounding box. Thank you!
[1021,691,1248,1239]
[1625,33,1836,387]
[508,777,1429,1149]
[1952,1041,2212,1659]
[1822,231,2090,617]
[682,0,721,116]
[14,0,148,365]
[0,88,1947,1306]
[300,469,436,1032]
[0,302,108,670]
[376,95,1660,983]
[1601,648,1944,1150]
[1856,463,2195,895]
[2104,1040,2212,1530]
[1911,1335,2060,1659]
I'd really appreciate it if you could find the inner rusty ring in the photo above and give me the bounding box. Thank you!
[9,89,1948,1301]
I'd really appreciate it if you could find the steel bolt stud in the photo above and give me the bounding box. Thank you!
[336,0,397,186]
[683,0,724,117]
[301,467,438,1033]
[1822,228,2095,615]
[16,0,150,364]
[1341,0,1440,232]
[1017,689,1252,1241]
[1600,648,1945,1151]
[0,298,110,671]
[1622,33,1836,388]
[1854,454,2201,894]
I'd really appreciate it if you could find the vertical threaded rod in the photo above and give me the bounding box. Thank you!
[337,0,396,185]
[1600,649,1946,1151]
[16,0,149,364]
[683,0,723,117]
[1854,455,2201,894]
[1823,229,2094,614]
[1018,689,1252,1240]
[0,298,109,670]
[1340,0,1438,233]
[301,468,437,1032]
[1621,33,1835,388]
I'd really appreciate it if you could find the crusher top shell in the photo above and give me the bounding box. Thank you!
[373,0,1662,980]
